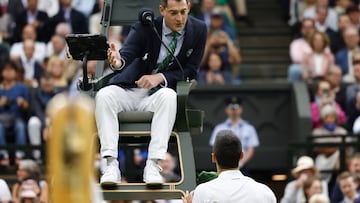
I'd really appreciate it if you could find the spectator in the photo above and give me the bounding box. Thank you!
[197,51,232,85]
[303,0,338,31]
[195,0,217,27]
[312,104,347,183]
[314,5,337,33]
[46,56,68,92]
[158,152,181,183]
[10,24,47,64]
[325,65,346,110]
[12,0,49,43]
[46,22,73,60]
[12,159,48,203]
[27,73,57,162]
[329,14,351,55]
[0,61,29,166]
[209,96,259,174]
[335,26,360,82]
[337,171,359,203]
[18,178,41,203]
[201,24,241,76]
[208,8,236,42]
[302,31,334,82]
[20,39,43,88]
[303,177,326,203]
[310,80,346,128]
[288,18,316,83]
[190,130,276,202]
[46,0,88,40]
[288,0,317,37]
[346,5,360,28]
[46,34,67,59]
[281,156,329,203]
[0,178,11,203]
[330,153,360,203]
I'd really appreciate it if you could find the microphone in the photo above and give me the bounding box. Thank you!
[138,8,154,25]
[138,8,186,81]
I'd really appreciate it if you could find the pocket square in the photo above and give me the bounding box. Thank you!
[142,53,148,61]
[186,49,193,57]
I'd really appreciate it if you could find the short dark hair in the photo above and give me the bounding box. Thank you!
[213,130,242,169]
[160,0,189,8]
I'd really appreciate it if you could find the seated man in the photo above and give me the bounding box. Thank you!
[95,0,207,185]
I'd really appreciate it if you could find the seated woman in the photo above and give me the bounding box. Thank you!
[302,31,334,82]
[197,51,232,85]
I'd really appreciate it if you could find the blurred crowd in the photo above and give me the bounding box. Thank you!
[0,0,246,202]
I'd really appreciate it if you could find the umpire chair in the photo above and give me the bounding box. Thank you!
[73,0,204,200]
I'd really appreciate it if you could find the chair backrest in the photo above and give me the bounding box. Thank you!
[95,0,160,79]
[104,0,160,26]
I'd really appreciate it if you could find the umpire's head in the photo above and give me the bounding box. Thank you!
[212,130,243,170]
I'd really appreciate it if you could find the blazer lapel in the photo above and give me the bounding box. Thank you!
[178,18,193,59]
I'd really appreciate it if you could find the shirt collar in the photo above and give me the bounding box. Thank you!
[218,170,243,180]
[162,19,185,36]
[225,118,243,127]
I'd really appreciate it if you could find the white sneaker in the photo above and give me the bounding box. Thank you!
[143,160,164,184]
[100,158,121,186]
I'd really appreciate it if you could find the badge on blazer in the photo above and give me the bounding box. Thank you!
[142,53,148,61]
[186,49,193,57]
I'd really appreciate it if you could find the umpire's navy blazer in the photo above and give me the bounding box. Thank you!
[109,15,207,91]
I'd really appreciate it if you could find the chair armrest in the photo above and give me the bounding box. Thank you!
[175,81,196,132]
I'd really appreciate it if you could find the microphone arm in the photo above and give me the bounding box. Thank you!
[149,22,187,82]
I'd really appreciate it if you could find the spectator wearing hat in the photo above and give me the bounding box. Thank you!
[312,104,347,183]
[209,96,259,174]
[189,130,276,203]
[280,156,328,203]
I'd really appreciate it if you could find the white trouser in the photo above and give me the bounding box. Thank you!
[95,85,177,160]
[27,116,42,159]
